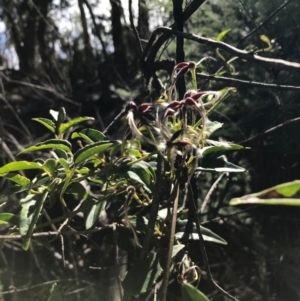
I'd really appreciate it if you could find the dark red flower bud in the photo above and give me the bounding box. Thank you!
[138,103,153,113]
[172,141,191,148]
[184,97,198,109]
[174,62,189,70]
[125,101,138,112]
[166,100,182,111]
[163,108,176,119]
[190,92,206,100]
[176,65,190,77]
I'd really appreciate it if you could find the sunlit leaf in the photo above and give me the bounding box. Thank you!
[172,244,185,257]
[20,191,48,250]
[199,143,243,157]
[19,139,72,154]
[0,161,42,174]
[74,141,114,165]
[71,131,93,143]
[50,109,59,121]
[86,201,107,230]
[204,120,223,137]
[129,161,156,189]
[52,149,68,160]
[59,117,94,134]
[230,180,300,206]
[181,283,210,301]
[43,159,57,176]
[216,29,231,41]
[260,34,272,49]
[195,165,245,173]
[32,118,55,133]
[1,173,30,186]
[122,252,162,297]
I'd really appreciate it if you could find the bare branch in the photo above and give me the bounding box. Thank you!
[152,27,300,73]
[129,0,143,53]
[196,72,300,91]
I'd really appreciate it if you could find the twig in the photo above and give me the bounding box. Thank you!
[128,0,143,53]
[0,76,33,142]
[172,0,186,99]
[0,226,113,240]
[200,173,225,214]
[83,0,108,60]
[0,71,78,105]
[196,72,300,91]
[188,186,239,301]
[213,0,293,75]
[238,0,293,47]
[149,27,300,74]
[103,109,126,135]
[142,0,206,63]
[239,116,300,144]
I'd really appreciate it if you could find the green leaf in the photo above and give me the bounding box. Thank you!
[74,141,114,165]
[85,201,107,230]
[230,180,300,206]
[128,215,148,232]
[0,213,18,225]
[52,149,68,160]
[32,118,56,133]
[122,252,162,297]
[125,161,156,191]
[43,159,57,175]
[0,161,42,174]
[181,283,210,301]
[80,129,105,142]
[58,158,70,172]
[57,107,66,127]
[48,283,62,301]
[1,173,30,186]
[176,220,227,245]
[59,117,94,134]
[204,120,223,137]
[19,139,72,154]
[216,29,231,41]
[195,161,245,173]
[172,244,185,257]
[20,191,48,250]
[71,132,94,143]
[200,144,243,157]
[125,170,150,193]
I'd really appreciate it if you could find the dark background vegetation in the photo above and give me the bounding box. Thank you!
[0,0,300,300]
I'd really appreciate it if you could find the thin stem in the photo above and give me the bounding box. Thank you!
[159,182,179,301]
[139,154,164,261]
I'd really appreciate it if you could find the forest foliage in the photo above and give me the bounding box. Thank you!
[0,0,300,300]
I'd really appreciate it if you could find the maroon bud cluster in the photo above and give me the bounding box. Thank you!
[174,61,197,77]
[126,101,156,123]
